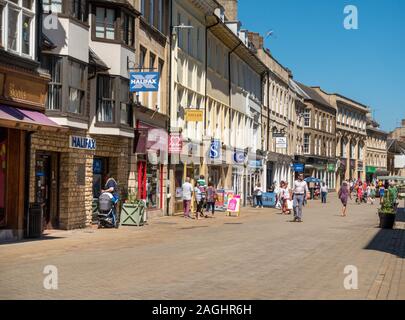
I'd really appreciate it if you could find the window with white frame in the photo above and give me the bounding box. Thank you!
[97,75,115,123]
[2,0,35,58]
[303,108,310,127]
[303,133,310,154]
[68,59,86,114]
[0,4,3,47]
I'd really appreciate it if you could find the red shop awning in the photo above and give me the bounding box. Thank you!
[0,105,65,132]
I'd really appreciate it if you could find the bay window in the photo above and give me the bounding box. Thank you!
[68,60,86,114]
[120,79,132,126]
[97,75,115,123]
[122,12,134,46]
[41,55,63,111]
[95,7,115,40]
[2,1,35,58]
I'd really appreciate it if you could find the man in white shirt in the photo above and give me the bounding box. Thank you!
[182,177,193,218]
[292,173,309,222]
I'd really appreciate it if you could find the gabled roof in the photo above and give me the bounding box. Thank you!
[295,82,335,111]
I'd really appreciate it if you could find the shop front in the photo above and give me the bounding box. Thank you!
[0,62,62,241]
[134,120,168,218]
[170,138,202,215]
[366,166,377,182]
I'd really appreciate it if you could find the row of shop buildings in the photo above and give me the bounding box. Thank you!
[0,0,389,241]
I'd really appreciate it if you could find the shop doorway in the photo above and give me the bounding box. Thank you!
[35,152,59,229]
[93,157,109,198]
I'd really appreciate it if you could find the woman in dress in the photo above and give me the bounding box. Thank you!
[338,181,351,217]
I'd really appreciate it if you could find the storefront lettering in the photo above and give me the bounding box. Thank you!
[70,136,96,150]
[8,83,27,100]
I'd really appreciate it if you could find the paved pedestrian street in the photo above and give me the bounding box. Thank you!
[1,194,404,300]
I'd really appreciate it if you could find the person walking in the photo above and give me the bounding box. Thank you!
[254,182,264,208]
[379,184,385,204]
[281,181,292,214]
[206,182,217,217]
[320,182,328,204]
[194,181,204,219]
[182,177,193,219]
[338,181,351,217]
[292,173,308,222]
[369,183,376,205]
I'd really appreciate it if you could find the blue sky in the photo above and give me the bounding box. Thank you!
[238,0,405,132]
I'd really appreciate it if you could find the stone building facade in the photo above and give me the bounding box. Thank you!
[312,89,369,187]
[366,118,388,181]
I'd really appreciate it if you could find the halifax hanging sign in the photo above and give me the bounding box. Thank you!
[130,72,160,92]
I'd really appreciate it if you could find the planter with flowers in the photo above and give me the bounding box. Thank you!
[378,192,396,229]
[120,190,146,227]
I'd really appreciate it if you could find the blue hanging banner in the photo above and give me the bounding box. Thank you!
[209,140,221,159]
[130,72,160,92]
[293,163,305,173]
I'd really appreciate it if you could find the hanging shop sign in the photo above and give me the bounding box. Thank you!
[168,133,182,154]
[233,150,246,164]
[209,139,221,159]
[366,166,376,174]
[275,137,287,149]
[129,72,160,92]
[293,163,305,173]
[327,163,336,172]
[69,135,96,150]
[185,109,204,122]
[248,159,262,168]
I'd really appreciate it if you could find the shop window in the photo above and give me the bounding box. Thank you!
[95,7,115,40]
[43,0,62,13]
[68,60,86,114]
[42,55,63,111]
[146,162,158,209]
[97,75,115,123]
[0,128,6,227]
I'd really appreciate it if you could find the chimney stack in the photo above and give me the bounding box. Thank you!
[216,0,238,21]
[247,31,264,50]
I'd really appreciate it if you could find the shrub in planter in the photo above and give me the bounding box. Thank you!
[120,192,146,227]
[378,192,396,229]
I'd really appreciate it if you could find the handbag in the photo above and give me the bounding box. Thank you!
[287,200,293,210]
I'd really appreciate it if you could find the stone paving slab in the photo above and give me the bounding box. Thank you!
[0,195,404,300]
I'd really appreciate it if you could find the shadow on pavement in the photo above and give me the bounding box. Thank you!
[364,207,405,259]
[0,235,65,246]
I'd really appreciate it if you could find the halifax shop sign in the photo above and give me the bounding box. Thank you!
[70,136,96,150]
[130,72,160,92]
